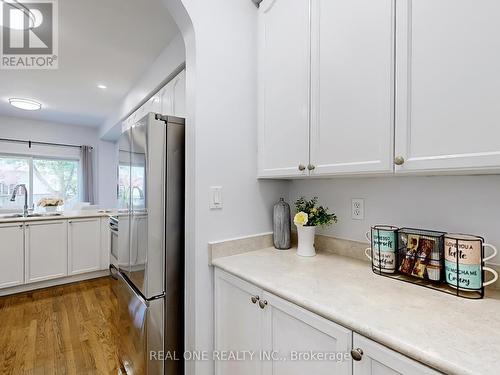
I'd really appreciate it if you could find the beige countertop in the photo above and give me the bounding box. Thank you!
[0,210,115,224]
[212,247,500,375]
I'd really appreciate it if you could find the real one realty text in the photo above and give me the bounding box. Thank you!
[150,350,351,362]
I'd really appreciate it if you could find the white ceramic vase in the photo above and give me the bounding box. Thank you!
[296,225,316,257]
[45,206,57,212]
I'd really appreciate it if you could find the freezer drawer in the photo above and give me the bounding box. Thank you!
[113,270,164,375]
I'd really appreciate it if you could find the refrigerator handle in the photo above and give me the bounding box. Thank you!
[147,291,166,302]
[115,271,149,307]
[115,269,165,304]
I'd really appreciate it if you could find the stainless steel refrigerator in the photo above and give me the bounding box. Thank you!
[112,113,184,375]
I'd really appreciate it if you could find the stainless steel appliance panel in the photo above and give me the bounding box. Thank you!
[115,272,147,375]
[164,117,185,375]
[117,129,132,271]
[129,119,149,295]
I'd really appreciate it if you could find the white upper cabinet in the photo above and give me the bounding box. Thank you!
[258,0,500,177]
[0,223,24,289]
[68,218,101,275]
[160,69,186,117]
[160,81,174,116]
[309,0,394,175]
[25,220,67,283]
[258,0,311,178]
[395,0,500,173]
[172,69,186,117]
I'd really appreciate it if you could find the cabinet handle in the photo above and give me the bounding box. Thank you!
[250,295,260,304]
[298,164,306,171]
[258,300,268,309]
[350,348,363,361]
[307,164,315,171]
[394,156,405,166]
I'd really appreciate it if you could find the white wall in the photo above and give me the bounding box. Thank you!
[289,175,500,264]
[100,33,186,140]
[163,1,288,374]
[0,115,116,208]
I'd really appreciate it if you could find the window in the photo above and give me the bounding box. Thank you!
[0,156,29,209]
[33,159,79,207]
[0,155,80,211]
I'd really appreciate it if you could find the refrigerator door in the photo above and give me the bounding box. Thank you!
[129,113,167,299]
[117,128,132,270]
[129,118,148,293]
[115,272,147,375]
[114,271,164,375]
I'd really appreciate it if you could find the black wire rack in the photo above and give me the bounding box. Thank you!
[369,226,485,299]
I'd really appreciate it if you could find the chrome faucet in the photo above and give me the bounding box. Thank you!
[10,184,29,217]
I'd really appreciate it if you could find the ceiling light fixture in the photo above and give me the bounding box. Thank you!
[8,98,42,111]
[97,84,107,89]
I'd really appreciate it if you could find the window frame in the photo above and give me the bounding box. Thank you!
[0,152,81,209]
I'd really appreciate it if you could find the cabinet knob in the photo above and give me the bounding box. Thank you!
[394,156,405,166]
[258,300,268,309]
[298,164,306,171]
[350,348,363,361]
[307,164,315,171]
[250,295,260,304]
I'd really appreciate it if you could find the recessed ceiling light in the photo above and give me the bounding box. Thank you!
[8,98,42,111]
[97,84,107,89]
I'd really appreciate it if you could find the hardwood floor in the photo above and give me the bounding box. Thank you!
[0,277,120,375]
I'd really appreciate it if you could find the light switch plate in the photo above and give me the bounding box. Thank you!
[210,186,223,209]
[351,198,364,220]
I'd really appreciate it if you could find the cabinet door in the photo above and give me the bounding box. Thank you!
[172,69,186,117]
[146,92,162,115]
[262,291,352,375]
[258,0,311,178]
[352,333,439,375]
[395,0,500,172]
[309,0,394,175]
[215,269,264,375]
[68,218,101,275]
[0,223,24,289]
[25,220,67,283]
[160,80,175,115]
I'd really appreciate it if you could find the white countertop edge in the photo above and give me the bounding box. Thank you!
[212,257,470,375]
[0,210,114,224]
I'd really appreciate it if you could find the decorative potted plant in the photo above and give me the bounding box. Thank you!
[293,196,337,257]
[37,198,64,212]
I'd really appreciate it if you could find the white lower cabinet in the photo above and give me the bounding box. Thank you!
[25,220,68,283]
[352,334,439,375]
[261,290,352,375]
[0,223,25,289]
[68,218,101,275]
[215,269,439,375]
[215,269,264,375]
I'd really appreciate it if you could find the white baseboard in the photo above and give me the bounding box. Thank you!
[0,269,110,297]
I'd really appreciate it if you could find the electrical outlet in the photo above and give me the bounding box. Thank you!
[351,198,364,220]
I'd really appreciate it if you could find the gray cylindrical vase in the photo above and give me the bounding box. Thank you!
[273,198,291,250]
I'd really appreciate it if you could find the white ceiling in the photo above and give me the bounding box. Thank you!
[0,0,180,127]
